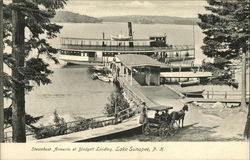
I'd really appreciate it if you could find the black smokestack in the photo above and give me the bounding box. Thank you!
[128,22,133,47]
[128,22,133,37]
[102,32,105,46]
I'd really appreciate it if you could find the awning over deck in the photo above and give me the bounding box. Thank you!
[160,72,212,78]
[116,54,167,68]
[61,37,153,42]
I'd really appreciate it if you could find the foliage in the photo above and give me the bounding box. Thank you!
[104,92,130,117]
[4,105,43,129]
[199,0,249,138]
[102,15,199,25]
[52,11,102,23]
[202,61,238,88]
[198,0,249,87]
[67,117,91,133]
[32,113,112,139]
[2,0,68,141]
[2,0,68,98]
[33,110,67,139]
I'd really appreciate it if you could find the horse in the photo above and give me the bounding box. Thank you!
[169,105,189,128]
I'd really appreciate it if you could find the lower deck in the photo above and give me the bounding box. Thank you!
[59,48,195,65]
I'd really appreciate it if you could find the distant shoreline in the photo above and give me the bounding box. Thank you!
[52,11,199,25]
[54,21,199,26]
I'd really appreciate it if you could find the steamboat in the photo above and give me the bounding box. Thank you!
[59,22,195,65]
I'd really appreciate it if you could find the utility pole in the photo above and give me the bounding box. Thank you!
[241,50,246,110]
[0,0,4,143]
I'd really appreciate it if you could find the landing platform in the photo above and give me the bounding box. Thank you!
[32,116,142,143]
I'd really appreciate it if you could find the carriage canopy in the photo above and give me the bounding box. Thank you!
[147,105,173,111]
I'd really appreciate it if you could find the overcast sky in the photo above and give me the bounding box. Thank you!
[60,0,208,18]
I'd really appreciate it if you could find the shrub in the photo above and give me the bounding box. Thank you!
[104,92,130,117]
[68,117,91,133]
[33,110,67,139]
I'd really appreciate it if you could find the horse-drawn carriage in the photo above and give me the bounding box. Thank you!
[142,104,188,138]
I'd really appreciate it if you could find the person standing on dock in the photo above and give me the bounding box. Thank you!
[117,66,120,77]
[139,102,147,124]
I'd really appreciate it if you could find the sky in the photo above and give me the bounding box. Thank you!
[60,0,208,18]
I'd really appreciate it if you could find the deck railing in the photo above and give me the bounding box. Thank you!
[61,44,195,52]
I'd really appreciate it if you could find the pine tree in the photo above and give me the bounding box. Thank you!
[3,0,67,142]
[0,0,4,142]
[198,0,249,138]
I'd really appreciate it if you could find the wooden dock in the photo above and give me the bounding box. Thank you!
[32,116,142,143]
[117,76,157,108]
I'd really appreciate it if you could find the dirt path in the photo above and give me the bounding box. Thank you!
[103,103,247,142]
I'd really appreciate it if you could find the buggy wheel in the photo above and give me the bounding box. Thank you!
[143,123,150,136]
[167,126,176,136]
[159,128,167,138]
[159,123,168,138]
[168,121,178,135]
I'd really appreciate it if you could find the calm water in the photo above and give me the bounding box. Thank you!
[6,22,247,124]
[24,66,116,124]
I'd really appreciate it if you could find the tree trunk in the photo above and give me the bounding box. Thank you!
[243,52,249,138]
[11,0,26,142]
[244,105,250,138]
[0,0,4,143]
[241,51,246,110]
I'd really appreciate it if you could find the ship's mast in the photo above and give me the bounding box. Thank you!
[192,20,196,58]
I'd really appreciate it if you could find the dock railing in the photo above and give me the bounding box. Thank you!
[204,91,250,99]
[184,90,250,100]
[116,106,139,123]
[4,105,141,142]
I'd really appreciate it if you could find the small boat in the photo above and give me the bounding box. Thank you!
[110,34,133,41]
[181,89,205,97]
[97,75,113,82]
[91,72,98,80]
[93,65,105,72]
[179,79,200,87]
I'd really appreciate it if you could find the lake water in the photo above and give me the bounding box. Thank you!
[6,22,247,125]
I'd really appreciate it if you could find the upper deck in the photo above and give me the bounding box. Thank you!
[60,37,195,53]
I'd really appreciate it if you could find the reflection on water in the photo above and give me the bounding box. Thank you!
[25,65,116,124]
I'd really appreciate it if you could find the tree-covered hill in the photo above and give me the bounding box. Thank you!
[101,15,199,25]
[52,11,199,25]
[52,11,102,23]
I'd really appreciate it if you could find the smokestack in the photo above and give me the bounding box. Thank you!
[128,22,134,47]
[102,32,105,46]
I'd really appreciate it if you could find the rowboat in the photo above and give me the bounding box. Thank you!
[181,89,205,97]
[179,79,200,87]
[110,34,133,41]
[91,73,98,80]
[93,65,105,71]
[97,75,113,82]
